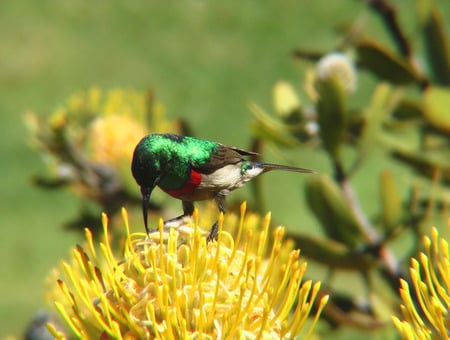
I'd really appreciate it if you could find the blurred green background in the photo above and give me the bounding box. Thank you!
[1,0,448,338]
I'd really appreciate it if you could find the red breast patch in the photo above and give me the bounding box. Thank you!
[164,169,202,198]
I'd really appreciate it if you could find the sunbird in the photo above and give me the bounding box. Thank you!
[131,133,313,241]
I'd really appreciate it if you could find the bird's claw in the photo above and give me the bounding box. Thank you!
[207,221,219,243]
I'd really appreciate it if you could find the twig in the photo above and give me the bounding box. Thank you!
[333,159,401,282]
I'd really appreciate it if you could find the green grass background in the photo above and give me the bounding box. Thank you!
[1,1,448,338]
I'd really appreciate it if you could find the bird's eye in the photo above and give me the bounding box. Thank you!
[241,163,253,174]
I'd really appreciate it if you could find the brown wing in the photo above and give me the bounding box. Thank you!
[193,144,258,174]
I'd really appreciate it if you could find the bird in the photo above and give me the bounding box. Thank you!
[131,133,314,241]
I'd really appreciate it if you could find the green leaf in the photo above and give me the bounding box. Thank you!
[316,78,347,159]
[305,174,366,249]
[423,86,450,133]
[249,102,301,147]
[392,147,450,183]
[356,40,420,85]
[422,5,450,85]
[358,83,393,149]
[416,0,433,24]
[289,233,376,270]
[379,170,403,232]
[291,48,325,62]
[392,98,424,121]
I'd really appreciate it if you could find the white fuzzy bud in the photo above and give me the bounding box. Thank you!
[316,53,357,94]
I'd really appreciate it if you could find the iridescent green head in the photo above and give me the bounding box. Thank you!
[131,133,217,232]
[131,134,162,233]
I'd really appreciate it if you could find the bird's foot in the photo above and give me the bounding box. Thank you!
[145,227,158,235]
[164,214,193,229]
[144,215,193,238]
[206,221,219,243]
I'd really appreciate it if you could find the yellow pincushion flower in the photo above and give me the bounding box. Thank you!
[25,88,183,231]
[88,114,145,170]
[392,226,450,339]
[46,203,328,339]
[86,89,176,167]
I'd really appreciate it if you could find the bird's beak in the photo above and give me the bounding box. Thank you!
[141,184,155,235]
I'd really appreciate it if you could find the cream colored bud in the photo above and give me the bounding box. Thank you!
[316,53,357,94]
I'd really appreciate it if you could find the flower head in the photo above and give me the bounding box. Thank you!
[46,203,328,339]
[25,88,181,199]
[393,226,450,339]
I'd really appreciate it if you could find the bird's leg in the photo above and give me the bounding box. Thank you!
[207,194,226,242]
[207,222,220,242]
[182,200,195,215]
[164,201,195,228]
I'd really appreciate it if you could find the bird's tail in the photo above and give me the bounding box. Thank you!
[261,162,315,174]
